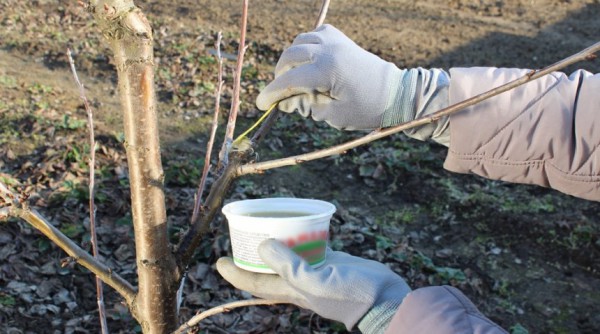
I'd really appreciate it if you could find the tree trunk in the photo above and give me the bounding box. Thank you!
[89,1,179,332]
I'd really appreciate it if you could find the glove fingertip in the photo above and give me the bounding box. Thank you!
[255,93,271,111]
[258,239,296,264]
[216,257,238,277]
[258,239,286,257]
[216,256,232,266]
[258,239,310,278]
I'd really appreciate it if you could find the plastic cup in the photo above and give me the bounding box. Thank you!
[222,197,336,274]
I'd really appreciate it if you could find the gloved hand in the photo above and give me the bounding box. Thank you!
[256,24,452,145]
[217,239,411,332]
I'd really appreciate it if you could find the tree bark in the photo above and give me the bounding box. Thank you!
[88,1,179,332]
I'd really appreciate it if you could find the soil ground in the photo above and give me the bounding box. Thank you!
[1,0,600,333]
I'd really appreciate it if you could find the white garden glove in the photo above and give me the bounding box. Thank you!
[217,239,411,332]
[256,24,451,145]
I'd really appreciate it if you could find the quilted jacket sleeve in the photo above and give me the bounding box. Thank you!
[383,286,507,334]
[383,68,599,334]
[443,67,600,201]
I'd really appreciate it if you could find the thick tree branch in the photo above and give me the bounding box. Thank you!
[0,183,136,305]
[17,209,137,303]
[237,41,600,176]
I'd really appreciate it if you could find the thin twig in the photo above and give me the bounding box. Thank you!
[67,48,108,334]
[218,0,249,165]
[250,0,331,145]
[314,0,331,28]
[0,183,136,303]
[237,40,600,176]
[172,299,287,334]
[192,32,225,224]
[250,110,280,144]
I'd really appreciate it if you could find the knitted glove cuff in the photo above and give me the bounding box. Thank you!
[357,279,411,334]
[381,68,420,128]
[357,299,403,334]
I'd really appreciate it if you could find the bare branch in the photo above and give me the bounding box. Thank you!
[218,0,249,165]
[67,48,108,334]
[0,183,136,304]
[237,41,600,176]
[314,0,331,28]
[23,209,137,301]
[172,299,288,334]
[249,0,330,146]
[192,32,224,225]
[250,109,280,144]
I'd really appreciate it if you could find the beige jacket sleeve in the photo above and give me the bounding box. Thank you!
[443,67,600,201]
[384,286,507,334]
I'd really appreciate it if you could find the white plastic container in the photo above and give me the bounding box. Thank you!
[222,197,336,273]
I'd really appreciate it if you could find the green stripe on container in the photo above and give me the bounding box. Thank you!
[306,255,325,265]
[233,257,270,269]
[291,240,326,253]
[233,255,325,269]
